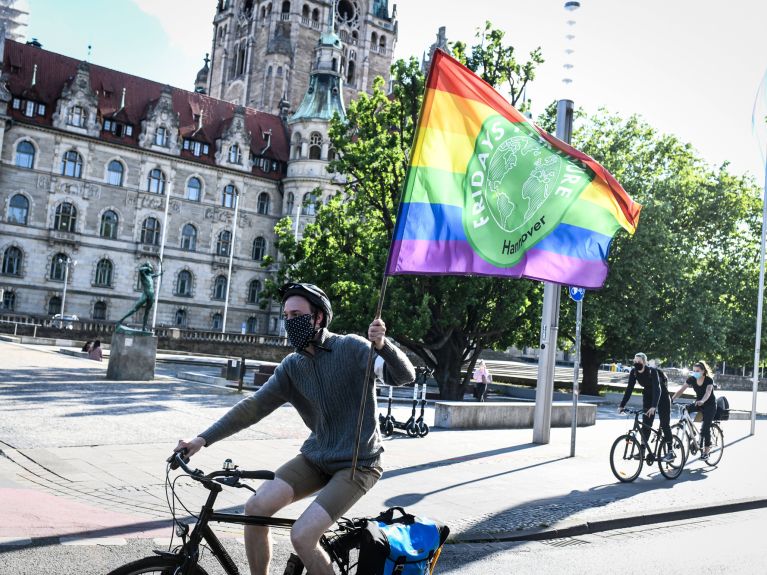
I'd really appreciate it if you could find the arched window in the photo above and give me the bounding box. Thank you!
[301,192,318,215]
[246,316,258,333]
[248,279,261,303]
[100,210,119,239]
[252,236,266,260]
[15,140,35,168]
[181,224,197,251]
[107,160,124,186]
[347,60,356,85]
[175,308,188,327]
[291,132,302,159]
[222,184,238,208]
[257,192,270,215]
[371,31,378,46]
[48,295,62,315]
[327,148,336,162]
[50,253,69,281]
[94,259,113,287]
[2,289,16,311]
[228,144,242,164]
[8,194,29,225]
[309,132,322,160]
[61,150,83,178]
[211,312,223,330]
[379,36,387,52]
[281,1,290,13]
[216,230,232,256]
[148,168,166,194]
[286,191,295,215]
[213,275,227,300]
[186,177,202,201]
[302,4,309,19]
[54,202,77,232]
[141,217,160,245]
[93,301,107,320]
[2,246,22,276]
[177,270,193,296]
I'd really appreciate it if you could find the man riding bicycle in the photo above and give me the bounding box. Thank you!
[175,283,415,575]
[618,352,675,462]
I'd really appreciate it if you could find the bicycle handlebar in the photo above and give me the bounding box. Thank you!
[167,451,275,482]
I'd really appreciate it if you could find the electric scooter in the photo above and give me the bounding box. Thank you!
[414,381,430,437]
[378,385,396,437]
[400,384,419,437]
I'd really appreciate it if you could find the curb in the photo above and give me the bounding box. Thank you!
[449,496,767,544]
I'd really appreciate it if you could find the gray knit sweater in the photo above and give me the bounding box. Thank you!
[198,329,415,473]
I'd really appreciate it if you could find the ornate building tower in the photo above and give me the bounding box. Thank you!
[204,0,397,115]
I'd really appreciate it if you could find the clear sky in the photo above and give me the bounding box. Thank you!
[24,0,767,181]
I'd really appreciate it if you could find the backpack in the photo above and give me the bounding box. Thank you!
[357,507,450,575]
[715,396,730,421]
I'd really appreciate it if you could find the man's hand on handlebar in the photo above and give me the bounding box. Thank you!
[175,436,206,459]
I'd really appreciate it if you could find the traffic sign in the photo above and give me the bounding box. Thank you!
[568,286,585,302]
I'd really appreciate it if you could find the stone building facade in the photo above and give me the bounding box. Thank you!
[0,1,396,334]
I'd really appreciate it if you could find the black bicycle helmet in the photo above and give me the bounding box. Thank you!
[279,282,333,327]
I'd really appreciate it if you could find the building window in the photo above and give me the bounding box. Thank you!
[24,100,35,117]
[48,295,62,315]
[2,246,22,276]
[61,150,83,178]
[147,168,166,194]
[270,316,278,333]
[285,192,295,215]
[103,120,132,137]
[50,254,69,281]
[216,230,232,256]
[107,160,124,186]
[186,177,202,201]
[211,312,223,330]
[93,301,107,320]
[246,316,258,333]
[2,289,15,311]
[155,126,168,147]
[309,132,322,160]
[181,224,197,251]
[301,192,318,215]
[15,140,35,168]
[222,184,238,208]
[183,139,209,156]
[248,279,261,303]
[100,210,119,239]
[257,192,270,215]
[177,270,193,296]
[228,144,242,164]
[67,105,86,127]
[141,217,161,245]
[8,194,29,225]
[252,236,266,260]
[213,275,227,300]
[94,259,113,287]
[175,308,188,327]
[54,202,77,232]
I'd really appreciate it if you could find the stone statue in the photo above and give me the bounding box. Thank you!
[115,261,163,334]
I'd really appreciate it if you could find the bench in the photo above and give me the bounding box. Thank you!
[434,400,597,430]
[252,363,277,386]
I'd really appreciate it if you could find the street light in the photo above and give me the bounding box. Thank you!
[58,255,77,323]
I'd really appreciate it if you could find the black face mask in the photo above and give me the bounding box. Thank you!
[285,314,317,350]
[634,362,643,370]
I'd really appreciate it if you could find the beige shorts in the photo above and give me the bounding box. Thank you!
[276,454,382,521]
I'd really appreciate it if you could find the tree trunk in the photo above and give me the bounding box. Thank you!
[580,341,605,396]
[431,333,467,400]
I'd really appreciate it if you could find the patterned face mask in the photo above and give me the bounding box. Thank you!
[285,313,317,350]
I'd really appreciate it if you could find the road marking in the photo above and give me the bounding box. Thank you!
[60,536,127,546]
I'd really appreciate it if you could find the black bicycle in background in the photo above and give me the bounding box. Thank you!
[609,408,687,482]
[107,452,366,575]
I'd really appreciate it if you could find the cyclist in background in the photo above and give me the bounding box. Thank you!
[671,360,716,460]
[618,352,675,462]
[174,283,415,575]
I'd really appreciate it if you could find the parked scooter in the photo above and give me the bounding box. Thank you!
[413,380,430,437]
[378,385,396,437]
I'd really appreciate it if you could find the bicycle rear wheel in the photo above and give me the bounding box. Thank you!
[658,434,686,480]
[610,434,643,483]
[107,555,209,575]
[705,424,724,466]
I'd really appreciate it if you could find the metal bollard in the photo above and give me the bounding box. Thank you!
[238,357,246,392]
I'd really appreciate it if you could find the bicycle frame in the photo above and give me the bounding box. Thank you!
[674,404,702,453]
[626,410,664,457]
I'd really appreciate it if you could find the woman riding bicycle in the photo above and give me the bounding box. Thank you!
[671,360,716,460]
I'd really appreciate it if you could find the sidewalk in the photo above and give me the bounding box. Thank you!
[1,340,766,546]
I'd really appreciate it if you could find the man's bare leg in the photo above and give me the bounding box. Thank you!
[243,477,294,575]
[290,502,335,575]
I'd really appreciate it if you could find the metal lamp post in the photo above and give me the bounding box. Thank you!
[59,255,76,322]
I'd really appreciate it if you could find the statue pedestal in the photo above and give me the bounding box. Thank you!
[107,332,157,381]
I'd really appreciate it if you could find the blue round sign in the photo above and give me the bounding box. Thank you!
[568,287,586,302]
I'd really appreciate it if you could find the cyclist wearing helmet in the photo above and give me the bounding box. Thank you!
[175,282,415,575]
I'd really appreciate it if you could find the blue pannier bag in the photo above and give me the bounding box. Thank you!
[357,507,449,575]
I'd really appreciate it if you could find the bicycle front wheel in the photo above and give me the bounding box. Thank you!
[107,556,209,575]
[610,434,643,483]
[705,424,724,466]
[658,434,687,480]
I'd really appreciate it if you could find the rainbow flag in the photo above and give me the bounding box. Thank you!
[386,50,641,289]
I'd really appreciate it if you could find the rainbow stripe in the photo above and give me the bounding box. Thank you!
[386,51,641,289]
